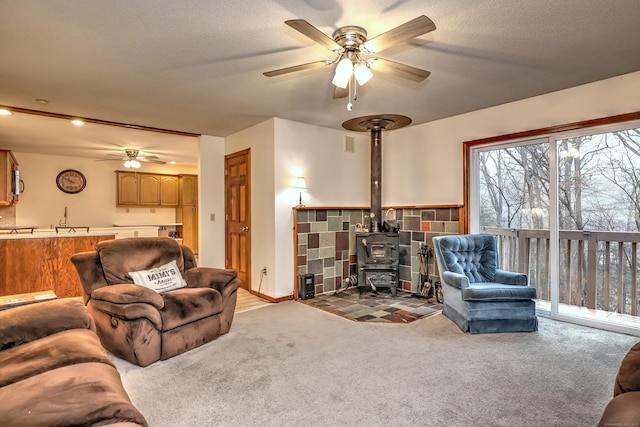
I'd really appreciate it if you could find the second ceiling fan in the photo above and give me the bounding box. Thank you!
[98,149,166,169]
[264,15,436,109]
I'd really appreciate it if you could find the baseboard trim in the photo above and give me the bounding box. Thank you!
[247,289,292,303]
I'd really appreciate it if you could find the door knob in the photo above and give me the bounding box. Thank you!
[242,226,249,232]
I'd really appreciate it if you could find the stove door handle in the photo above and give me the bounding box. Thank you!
[361,238,370,257]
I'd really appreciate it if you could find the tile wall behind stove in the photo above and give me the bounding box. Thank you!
[295,207,461,295]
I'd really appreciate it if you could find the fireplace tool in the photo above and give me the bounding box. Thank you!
[333,275,358,296]
[414,243,443,303]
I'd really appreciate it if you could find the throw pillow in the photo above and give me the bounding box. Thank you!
[129,260,187,293]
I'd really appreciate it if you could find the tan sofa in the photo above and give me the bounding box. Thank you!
[599,341,640,426]
[71,237,242,367]
[0,298,147,427]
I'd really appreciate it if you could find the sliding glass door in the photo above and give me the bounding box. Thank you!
[555,128,640,329]
[470,122,640,334]
[473,138,552,308]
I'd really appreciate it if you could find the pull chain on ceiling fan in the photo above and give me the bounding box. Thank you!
[264,15,436,110]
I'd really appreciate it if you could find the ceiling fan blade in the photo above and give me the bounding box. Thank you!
[285,19,342,51]
[362,15,436,53]
[263,60,332,77]
[139,157,166,165]
[333,85,348,99]
[368,57,430,82]
[96,158,123,162]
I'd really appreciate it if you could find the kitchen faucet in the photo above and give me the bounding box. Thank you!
[59,207,68,227]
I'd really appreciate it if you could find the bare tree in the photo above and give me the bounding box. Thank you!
[502,144,549,229]
[604,130,640,231]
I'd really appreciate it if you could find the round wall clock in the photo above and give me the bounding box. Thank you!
[56,169,86,194]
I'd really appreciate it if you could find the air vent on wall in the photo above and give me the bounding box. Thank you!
[344,136,355,153]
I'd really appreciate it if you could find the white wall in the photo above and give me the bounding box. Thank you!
[13,151,196,228]
[226,119,276,296]
[384,71,640,205]
[273,118,370,298]
[12,70,638,300]
[198,134,226,268]
[257,71,640,298]
[223,117,370,298]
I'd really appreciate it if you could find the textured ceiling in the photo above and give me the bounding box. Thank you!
[1,0,639,165]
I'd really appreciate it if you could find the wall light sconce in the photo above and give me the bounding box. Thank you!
[292,177,307,208]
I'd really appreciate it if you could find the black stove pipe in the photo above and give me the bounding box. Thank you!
[370,127,382,231]
[341,114,411,232]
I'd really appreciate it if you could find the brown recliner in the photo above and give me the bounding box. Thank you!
[0,298,148,426]
[71,237,242,367]
[599,341,640,426]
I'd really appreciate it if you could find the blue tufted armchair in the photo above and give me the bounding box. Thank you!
[432,234,538,334]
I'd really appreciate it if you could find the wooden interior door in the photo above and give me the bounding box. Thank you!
[225,149,251,291]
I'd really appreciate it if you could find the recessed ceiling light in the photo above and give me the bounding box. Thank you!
[71,119,85,126]
[35,99,49,105]
[0,109,12,116]
[169,161,176,165]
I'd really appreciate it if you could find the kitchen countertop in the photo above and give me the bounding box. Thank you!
[0,231,117,240]
[0,224,167,239]
[0,225,38,231]
[112,223,182,227]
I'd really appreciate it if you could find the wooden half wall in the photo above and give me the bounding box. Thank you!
[0,234,115,298]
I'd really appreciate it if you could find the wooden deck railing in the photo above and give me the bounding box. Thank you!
[481,227,640,316]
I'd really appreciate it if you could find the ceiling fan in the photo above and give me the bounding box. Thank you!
[263,15,436,110]
[100,149,166,168]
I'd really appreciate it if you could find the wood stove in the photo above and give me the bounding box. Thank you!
[342,114,411,297]
[356,232,399,296]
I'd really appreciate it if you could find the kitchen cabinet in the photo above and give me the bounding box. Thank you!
[176,174,198,254]
[179,174,197,206]
[116,171,179,207]
[139,174,160,206]
[160,175,179,206]
[139,174,179,207]
[0,150,18,206]
[117,172,139,206]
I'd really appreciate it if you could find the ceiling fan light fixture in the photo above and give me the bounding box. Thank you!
[266,16,435,110]
[331,57,353,88]
[124,159,141,169]
[354,62,373,86]
[124,149,141,169]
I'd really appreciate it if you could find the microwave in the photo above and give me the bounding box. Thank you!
[12,170,23,195]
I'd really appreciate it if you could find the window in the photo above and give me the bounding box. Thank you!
[464,112,640,335]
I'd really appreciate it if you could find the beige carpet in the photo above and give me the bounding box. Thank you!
[114,301,639,427]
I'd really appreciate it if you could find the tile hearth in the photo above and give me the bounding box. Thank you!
[300,288,442,323]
